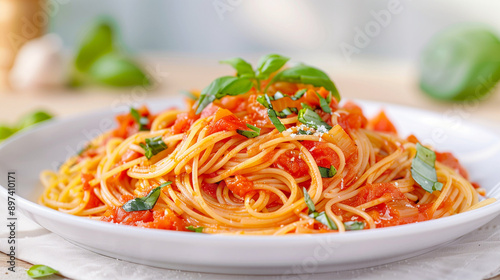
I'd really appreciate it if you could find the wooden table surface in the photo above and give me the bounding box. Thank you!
[0,53,499,279]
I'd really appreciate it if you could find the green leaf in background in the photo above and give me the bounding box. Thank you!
[27,264,58,278]
[194,76,253,114]
[17,110,53,130]
[269,64,340,101]
[420,25,500,101]
[74,18,115,72]
[0,125,15,141]
[220,57,255,78]
[256,54,290,80]
[88,53,151,87]
[411,143,443,193]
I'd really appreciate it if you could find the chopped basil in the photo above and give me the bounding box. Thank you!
[256,94,274,109]
[220,57,255,79]
[139,136,168,159]
[268,64,340,101]
[194,76,253,114]
[293,89,307,100]
[27,265,58,278]
[298,108,332,130]
[344,221,365,231]
[411,143,443,193]
[255,54,290,80]
[303,187,316,213]
[273,91,287,100]
[297,129,313,135]
[301,102,313,111]
[318,165,337,178]
[309,211,338,230]
[122,181,172,212]
[315,91,332,113]
[267,108,286,132]
[130,108,149,131]
[303,188,338,230]
[186,225,204,233]
[237,124,261,138]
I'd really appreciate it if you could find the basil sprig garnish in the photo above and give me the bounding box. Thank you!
[267,108,286,132]
[186,225,204,233]
[139,136,168,159]
[267,64,340,101]
[318,165,337,178]
[130,108,149,131]
[237,124,261,138]
[411,143,443,193]
[122,181,172,212]
[298,108,332,130]
[220,58,255,79]
[194,76,254,114]
[255,54,290,80]
[303,187,338,230]
[344,221,365,231]
[27,265,59,279]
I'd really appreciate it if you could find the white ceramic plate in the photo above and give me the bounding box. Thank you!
[1,98,500,275]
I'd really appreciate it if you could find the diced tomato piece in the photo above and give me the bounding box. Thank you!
[368,111,397,134]
[200,104,220,119]
[138,210,187,231]
[121,149,142,163]
[435,152,469,179]
[338,112,367,132]
[406,134,419,144]
[101,206,154,226]
[82,173,95,191]
[112,106,152,139]
[219,95,247,112]
[172,112,199,134]
[244,94,270,127]
[273,150,309,177]
[202,182,219,199]
[302,141,340,169]
[349,183,406,207]
[207,108,247,135]
[224,175,254,197]
[85,190,102,209]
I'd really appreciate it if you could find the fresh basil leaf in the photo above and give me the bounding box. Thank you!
[122,181,171,212]
[88,53,151,87]
[315,91,332,113]
[318,165,337,178]
[298,108,332,130]
[309,211,338,230]
[220,57,255,78]
[140,136,168,159]
[27,264,58,278]
[269,64,340,101]
[237,124,261,138]
[411,143,443,193]
[74,19,114,72]
[344,221,365,231]
[303,187,316,213]
[267,109,286,132]
[186,225,204,233]
[130,108,149,131]
[195,76,253,114]
[256,54,290,80]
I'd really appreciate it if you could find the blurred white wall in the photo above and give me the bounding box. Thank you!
[49,0,500,60]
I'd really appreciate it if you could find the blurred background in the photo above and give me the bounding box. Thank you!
[0,0,500,138]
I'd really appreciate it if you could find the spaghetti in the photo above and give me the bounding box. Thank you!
[39,55,494,235]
